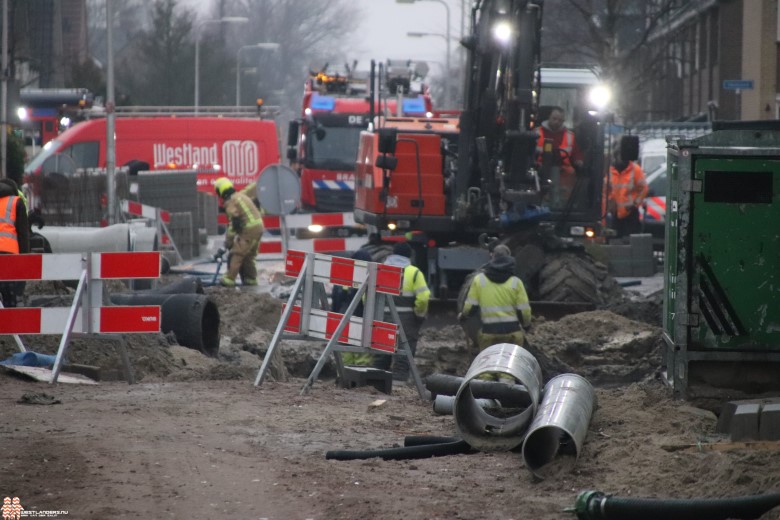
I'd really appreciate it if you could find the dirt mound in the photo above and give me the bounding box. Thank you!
[2,277,662,389]
[526,310,663,385]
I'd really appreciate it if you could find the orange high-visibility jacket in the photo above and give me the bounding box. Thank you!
[536,126,581,168]
[608,161,648,219]
[0,195,19,253]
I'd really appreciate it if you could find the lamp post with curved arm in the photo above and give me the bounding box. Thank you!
[397,0,451,107]
[236,43,280,106]
[194,16,249,112]
[406,31,452,107]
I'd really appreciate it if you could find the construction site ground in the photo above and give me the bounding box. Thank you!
[2,262,780,519]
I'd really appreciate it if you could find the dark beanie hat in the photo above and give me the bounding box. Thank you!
[392,241,413,258]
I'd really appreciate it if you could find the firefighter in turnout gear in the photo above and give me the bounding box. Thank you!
[0,178,30,307]
[214,177,264,287]
[373,241,430,381]
[459,245,532,353]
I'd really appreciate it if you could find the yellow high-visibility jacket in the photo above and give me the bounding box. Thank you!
[463,273,532,334]
[396,264,430,318]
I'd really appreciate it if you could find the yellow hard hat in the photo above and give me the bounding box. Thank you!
[214,177,234,197]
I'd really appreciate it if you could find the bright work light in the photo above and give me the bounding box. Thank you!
[588,84,612,111]
[492,21,512,45]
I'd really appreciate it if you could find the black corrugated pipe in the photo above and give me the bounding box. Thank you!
[425,373,532,407]
[139,275,205,295]
[325,439,473,461]
[573,490,780,520]
[110,293,220,357]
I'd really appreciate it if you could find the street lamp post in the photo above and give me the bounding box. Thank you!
[236,43,280,106]
[194,16,249,112]
[397,0,451,107]
[406,31,451,107]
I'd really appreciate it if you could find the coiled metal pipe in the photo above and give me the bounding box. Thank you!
[453,343,543,451]
[522,373,596,471]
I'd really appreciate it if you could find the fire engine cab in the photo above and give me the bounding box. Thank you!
[287,60,434,214]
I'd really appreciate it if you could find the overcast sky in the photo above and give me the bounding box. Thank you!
[348,0,462,76]
[181,0,464,78]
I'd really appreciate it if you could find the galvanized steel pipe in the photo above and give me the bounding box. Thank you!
[38,223,158,253]
[453,343,543,451]
[522,373,596,471]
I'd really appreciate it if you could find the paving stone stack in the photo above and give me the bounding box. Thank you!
[603,233,656,277]
[132,171,200,259]
[168,212,197,260]
[198,191,219,236]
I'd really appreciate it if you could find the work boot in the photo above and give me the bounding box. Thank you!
[220,276,236,287]
[243,278,258,286]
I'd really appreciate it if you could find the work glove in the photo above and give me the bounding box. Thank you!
[213,247,227,261]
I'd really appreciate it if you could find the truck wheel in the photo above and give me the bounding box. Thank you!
[537,252,601,304]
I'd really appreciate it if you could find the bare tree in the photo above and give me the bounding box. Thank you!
[542,0,678,122]
[120,0,196,105]
[85,0,362,114]
[223,0,364,120]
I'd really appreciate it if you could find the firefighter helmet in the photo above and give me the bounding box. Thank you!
[214,177,234,197]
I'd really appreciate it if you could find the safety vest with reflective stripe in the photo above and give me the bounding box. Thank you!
[393,265,430,318]
[225,191,264,234]
[608,161,648,219]
[463,272,532,334]
[536,127,575,168]
[0,195,19,254]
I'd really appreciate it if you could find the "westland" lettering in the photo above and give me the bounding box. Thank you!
[153,143,218,167]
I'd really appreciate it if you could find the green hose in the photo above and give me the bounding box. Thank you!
[572,490,780,520]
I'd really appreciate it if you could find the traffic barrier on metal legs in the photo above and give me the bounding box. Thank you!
[257,236,366,259]
[254,250,427,399]
[121,199,184,264]
[0,252,162,384]
[255,212,364,259]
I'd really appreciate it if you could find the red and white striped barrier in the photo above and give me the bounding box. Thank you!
[644,196,666,222]
[0,252,161,281]
[257,237,366,259]
[284,306,397,353]
[120,199,181,257]
[255,250,425,398]
[121,200,171,223]
[262,212,356,230]
[0,252,162,383]
[0,306,160,335]
[284,250,402,295]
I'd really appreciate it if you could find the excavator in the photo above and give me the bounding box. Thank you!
[354,0,623,316]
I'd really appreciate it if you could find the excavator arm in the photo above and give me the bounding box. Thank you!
[455,0,544,225]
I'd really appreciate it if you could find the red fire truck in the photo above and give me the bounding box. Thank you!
[17,88,94,150]
[286,61,433,216]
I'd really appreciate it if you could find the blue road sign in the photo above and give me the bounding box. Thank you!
[722,80,754,90]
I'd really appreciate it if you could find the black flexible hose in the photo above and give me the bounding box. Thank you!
[575,490,780,520]
[425,374,532,407]
[326,439,473,461]
[403,435,460,447]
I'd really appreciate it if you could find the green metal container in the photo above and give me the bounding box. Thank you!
[664,122,780,398]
